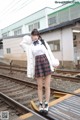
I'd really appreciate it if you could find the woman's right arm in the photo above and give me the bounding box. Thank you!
[20,36,28,52]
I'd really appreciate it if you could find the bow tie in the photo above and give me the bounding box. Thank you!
[33,40,39,45]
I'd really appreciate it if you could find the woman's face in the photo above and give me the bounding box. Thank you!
[31,35,39,41]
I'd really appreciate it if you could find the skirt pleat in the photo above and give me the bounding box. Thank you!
[35,54,52,77]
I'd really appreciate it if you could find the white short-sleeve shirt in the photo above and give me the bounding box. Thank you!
[31,39,46,56]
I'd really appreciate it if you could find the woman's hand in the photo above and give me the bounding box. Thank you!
[52,59,59,68]
[54,65,59,68]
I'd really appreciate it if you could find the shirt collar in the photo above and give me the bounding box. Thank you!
[32,39,39,43]
[33,39,41,44]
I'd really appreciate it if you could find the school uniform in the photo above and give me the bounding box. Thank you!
[31,39,52,77]
[20,35,59,79]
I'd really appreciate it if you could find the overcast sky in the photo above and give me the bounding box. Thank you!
[0,0,79,29]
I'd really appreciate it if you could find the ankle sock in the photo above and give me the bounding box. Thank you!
[45,101,48,104]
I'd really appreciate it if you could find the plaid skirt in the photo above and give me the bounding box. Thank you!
[35,54,52,77]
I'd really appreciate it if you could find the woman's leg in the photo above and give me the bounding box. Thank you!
[36,77,43,102]
[44,74,51,103]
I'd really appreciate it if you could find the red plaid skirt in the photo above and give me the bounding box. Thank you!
[35,54,52,77]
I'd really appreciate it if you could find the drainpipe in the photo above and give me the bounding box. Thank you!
[61,28,64,68]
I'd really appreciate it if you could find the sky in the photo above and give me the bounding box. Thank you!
[0,0,79,29]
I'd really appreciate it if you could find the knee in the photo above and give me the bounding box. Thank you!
[45,84,50,90]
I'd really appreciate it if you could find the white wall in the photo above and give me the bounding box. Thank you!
[0,49,3,57]
[41,27,74,61]
[40,17,48,29]
[22,25,26,34]
[3,37,27,60]
[62,27,74,61]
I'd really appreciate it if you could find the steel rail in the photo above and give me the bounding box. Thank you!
[0,73,80,97]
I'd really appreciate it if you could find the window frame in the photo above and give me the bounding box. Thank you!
[6,48,11,54]
[28,21,40,32]
[47,40,60,52]
[13,27,22,36]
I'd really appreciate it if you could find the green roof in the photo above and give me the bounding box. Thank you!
[48,2,80,16]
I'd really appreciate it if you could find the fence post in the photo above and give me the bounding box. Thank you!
[10,60,13,73]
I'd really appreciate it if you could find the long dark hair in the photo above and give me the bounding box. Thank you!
[31,29,41,39]
[31,29,47,49]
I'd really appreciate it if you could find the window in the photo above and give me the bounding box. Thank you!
[48,40,60,52]
[6,48,11,54]
[28,21,40,32]
[14,28,22,36]
[2,32,9,38]
[34,22,40,29]
[48,16,56,26]
[29,24,33,32]
[2,33,7,37]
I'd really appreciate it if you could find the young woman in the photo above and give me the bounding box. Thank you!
[20,29,59,113]
[30,29,59,113]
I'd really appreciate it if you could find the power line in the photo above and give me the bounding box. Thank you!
[16,0,35,10]
[7,0,34,13]
[0,0,14,13]
[0,0,35,17]
[0,0,21,15]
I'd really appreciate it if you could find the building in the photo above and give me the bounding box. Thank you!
[48,2,80,27]
[0,7,54,38]
[0,7,54,58]
[0,2,80,38]
[0,2,80,68]
[2,17,80,68]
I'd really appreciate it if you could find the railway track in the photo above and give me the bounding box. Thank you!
[0,95,21,120]
[0,73,80,120]
[0,73,80,99]
[0,73,58,120]
[0,63,80,120]
[0,64,80,82]
[0,92,48,120]
[0,73,57,109]
[1,63,80,73]
[55,69,80,74]
[52,73,80,83]
[0,64,26,73]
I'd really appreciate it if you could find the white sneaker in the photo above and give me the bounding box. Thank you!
[39,102,44,112]
[44,102,49,113]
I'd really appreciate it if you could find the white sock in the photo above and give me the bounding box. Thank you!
[45,101,48,104]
